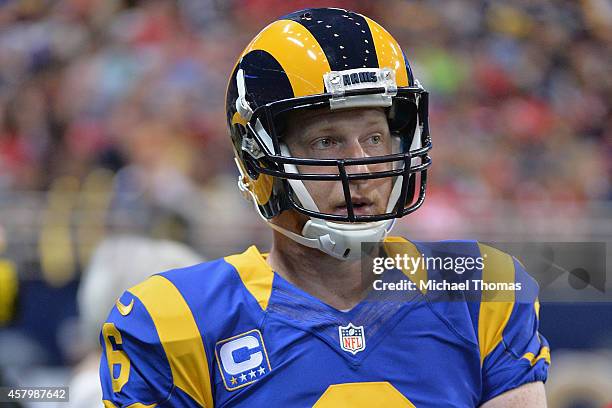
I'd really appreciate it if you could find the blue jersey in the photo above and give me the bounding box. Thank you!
[100,238,550,407]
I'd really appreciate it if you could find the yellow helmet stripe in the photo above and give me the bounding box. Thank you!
[363,17,409,87]
[240,20,331,97]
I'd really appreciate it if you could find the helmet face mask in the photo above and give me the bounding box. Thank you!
[227,7,432,258]
[237,87,431,223]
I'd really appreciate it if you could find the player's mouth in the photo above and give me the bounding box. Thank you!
[333,197,376,216]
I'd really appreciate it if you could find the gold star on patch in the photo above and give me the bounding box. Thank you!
[230,377,237,385]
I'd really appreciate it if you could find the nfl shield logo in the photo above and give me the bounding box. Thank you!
[338,323,366,355]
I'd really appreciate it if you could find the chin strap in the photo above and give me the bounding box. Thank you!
[301,217,395,260]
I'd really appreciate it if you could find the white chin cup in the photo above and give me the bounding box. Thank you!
[302,218,395,261]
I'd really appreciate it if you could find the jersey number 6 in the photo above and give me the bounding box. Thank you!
[102,323,131,393]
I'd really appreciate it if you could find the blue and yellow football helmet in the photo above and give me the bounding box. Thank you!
[226,8,432,259]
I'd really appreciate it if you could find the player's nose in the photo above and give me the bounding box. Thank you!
[341,140,372,183]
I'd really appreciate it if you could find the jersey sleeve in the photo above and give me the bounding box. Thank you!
[478,251,551,403]
[100,290,173,407]
[100,274,215,408]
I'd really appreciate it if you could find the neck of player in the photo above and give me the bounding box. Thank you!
[266,219,375,311]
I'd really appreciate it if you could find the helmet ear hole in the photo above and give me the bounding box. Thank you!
[230,123,247,149]
[231,122,265,179]
[243,155,260,179]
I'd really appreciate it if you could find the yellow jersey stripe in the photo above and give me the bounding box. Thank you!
[104,401,156,408]
[240,20,331,97]
[522,346,551,366]
[383,236,428,294]
[128,403,157,408]
[477,243,516,365]
[363,17,409,87]
[225,246,275,311]
[129,276,213,408]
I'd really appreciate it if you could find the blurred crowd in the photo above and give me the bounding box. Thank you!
[0,0,610,281]
[0,2,611,406]
[1,0,610,207]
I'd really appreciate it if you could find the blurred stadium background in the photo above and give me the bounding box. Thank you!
[0,0,610,407]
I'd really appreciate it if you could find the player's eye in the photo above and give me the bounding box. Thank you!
[362,133,388,147]
[369,134,382,145]
[311,137,337,150]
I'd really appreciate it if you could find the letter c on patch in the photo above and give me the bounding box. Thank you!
[219,335,263,375]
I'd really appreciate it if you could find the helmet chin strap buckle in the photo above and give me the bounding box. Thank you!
[302,218,393,261]
[318,234,340,257]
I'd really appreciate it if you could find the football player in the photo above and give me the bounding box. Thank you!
[100,8,550,407]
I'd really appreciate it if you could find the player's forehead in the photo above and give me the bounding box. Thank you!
[284,107,388,139]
